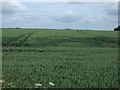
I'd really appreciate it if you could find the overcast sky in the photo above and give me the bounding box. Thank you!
[1,0,118,30]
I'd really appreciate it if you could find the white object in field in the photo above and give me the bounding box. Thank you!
[35,84,42,87]
[0,80,4,83]
[49,82,55,86]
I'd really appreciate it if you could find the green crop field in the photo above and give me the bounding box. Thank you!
[2,28,119,88]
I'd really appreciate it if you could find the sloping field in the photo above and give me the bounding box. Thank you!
[2,28,119,88]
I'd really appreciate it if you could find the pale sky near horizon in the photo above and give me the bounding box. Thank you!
[1,0,118,30]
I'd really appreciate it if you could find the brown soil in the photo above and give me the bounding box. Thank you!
[102,42,119,47]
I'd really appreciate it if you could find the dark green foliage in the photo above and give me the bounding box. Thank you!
[114,26,120,31]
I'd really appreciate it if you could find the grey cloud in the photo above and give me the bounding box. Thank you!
[2,0,27,15]
[68,2,82,5]
[94,3,118,16]
[104,3,118,16]
[54,11,81,23]
[2,12,50,28]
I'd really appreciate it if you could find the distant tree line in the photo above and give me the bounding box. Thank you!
[114,26,120,31]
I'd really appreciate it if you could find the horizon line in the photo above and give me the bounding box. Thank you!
[1,27,113,31]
